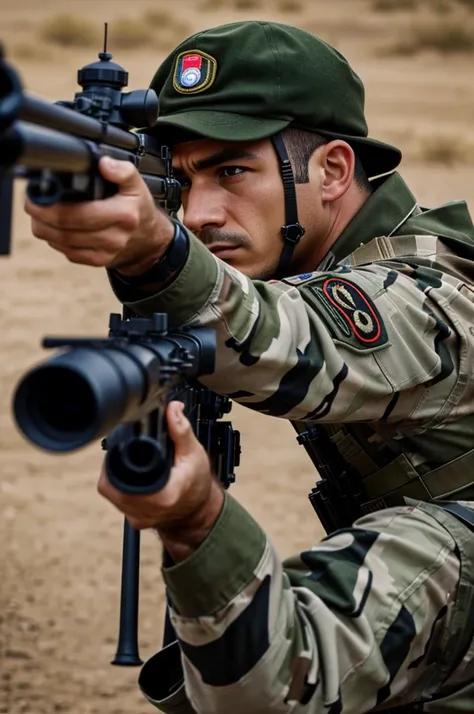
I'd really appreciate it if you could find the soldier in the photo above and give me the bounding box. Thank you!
[26,20,474,712]
[98,399,474,713]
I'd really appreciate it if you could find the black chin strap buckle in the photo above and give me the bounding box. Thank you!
[271,132,306,279]
[282,222,305,244]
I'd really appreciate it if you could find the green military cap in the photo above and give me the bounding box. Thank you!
[150,21,401,177]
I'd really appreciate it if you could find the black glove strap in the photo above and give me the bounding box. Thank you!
[111,220,189,288]
[271,133,305,279]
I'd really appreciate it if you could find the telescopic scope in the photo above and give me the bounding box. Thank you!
[12,314,216,453]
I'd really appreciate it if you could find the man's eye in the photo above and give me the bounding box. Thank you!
[178,178,191,190]
[219,166,247,178]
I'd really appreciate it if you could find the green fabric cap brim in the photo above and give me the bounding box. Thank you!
[155,111,402,178]
[155,110,291,142]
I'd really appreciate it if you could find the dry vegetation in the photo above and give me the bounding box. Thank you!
[278,0,304,12]
[372,0,418,10]
[385,13,474,55]
[32,0,474,61]
[369,0,474,55]
[40,13,100,47]
[417,135,474,165]
[232,0,262,9]
[5,0,474,166]
[9,43,53,62]
[373,0,474,9]
[36,9,191,52]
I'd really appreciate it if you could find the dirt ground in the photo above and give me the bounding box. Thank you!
[1,0,474,712]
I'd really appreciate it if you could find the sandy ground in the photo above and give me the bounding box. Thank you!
[1,0,474,712]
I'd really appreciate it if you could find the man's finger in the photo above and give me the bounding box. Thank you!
[97,461,127,504]
[25,191,138,234]
[97,463,109,498]
[166,401,198,457]
[30,219,98,248]
[99,156,144,197]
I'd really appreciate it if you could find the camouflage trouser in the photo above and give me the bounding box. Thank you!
[138,500,474,714]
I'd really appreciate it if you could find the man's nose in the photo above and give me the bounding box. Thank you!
[181,185,226,235]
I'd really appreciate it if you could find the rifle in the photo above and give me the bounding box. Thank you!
[0,24,180,253]
[13,309,241,665]
[1,33,241,668]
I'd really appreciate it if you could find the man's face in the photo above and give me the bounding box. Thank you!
[172,137,325,280]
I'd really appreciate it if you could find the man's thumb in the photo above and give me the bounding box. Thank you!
[166,401,196,456]
[99,156,141,195]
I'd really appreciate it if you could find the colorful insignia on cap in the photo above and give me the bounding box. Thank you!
[322,278,382,344]
[173,50,217,94]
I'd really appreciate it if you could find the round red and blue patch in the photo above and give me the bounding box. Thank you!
[173,50,217,94]
[322,278,382,344]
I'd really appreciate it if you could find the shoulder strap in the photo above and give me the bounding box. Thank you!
[437,501,474,532]
[348,234,439,268]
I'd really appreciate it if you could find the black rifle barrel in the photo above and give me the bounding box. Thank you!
[1,121,93,173]
[20,95,140,151]
[0,121,169,177]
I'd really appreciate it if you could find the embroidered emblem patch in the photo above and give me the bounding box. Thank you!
[323,278,382,344]
[300,276,389,351]
[173,50,217,94]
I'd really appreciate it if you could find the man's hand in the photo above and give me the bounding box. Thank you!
[25,156,175,275]
[98,401,225,562]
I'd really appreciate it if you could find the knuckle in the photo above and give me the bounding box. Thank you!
[89,251,109,268]
[120,209,140,231]
[63,249,83,265]
[100,234,124,254]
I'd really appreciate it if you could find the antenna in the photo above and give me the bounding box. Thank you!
[103,23,108,55]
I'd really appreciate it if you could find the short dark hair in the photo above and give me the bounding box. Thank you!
[282,126,372,192]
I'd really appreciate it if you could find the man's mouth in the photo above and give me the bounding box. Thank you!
[206,244,241,260]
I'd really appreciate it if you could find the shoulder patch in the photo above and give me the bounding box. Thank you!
[300,276,389,351]
[281,272,316,286]
[173,50,217,94]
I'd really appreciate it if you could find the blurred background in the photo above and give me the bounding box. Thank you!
[1,1,473,712]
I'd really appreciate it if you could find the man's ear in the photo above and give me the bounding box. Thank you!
[315,140,355,203]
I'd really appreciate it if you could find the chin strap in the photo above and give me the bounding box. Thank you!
[271,133,306,279]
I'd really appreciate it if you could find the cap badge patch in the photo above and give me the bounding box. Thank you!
[173,50,217,95]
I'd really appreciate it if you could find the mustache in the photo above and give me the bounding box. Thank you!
[197,229,251,249]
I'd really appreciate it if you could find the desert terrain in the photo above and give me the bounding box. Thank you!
[1,0,474,712]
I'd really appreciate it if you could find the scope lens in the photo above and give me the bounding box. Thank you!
[25,366,97,441]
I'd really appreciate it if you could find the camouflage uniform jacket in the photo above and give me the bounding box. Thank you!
[111,170,474,509]
[137,495,474,713]
[108,172,474,712]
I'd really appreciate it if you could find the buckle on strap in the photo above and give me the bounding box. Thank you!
[282,222,305,244]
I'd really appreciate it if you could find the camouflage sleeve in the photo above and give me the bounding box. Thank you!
[109,229,474,422]
[139,494,463,714]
